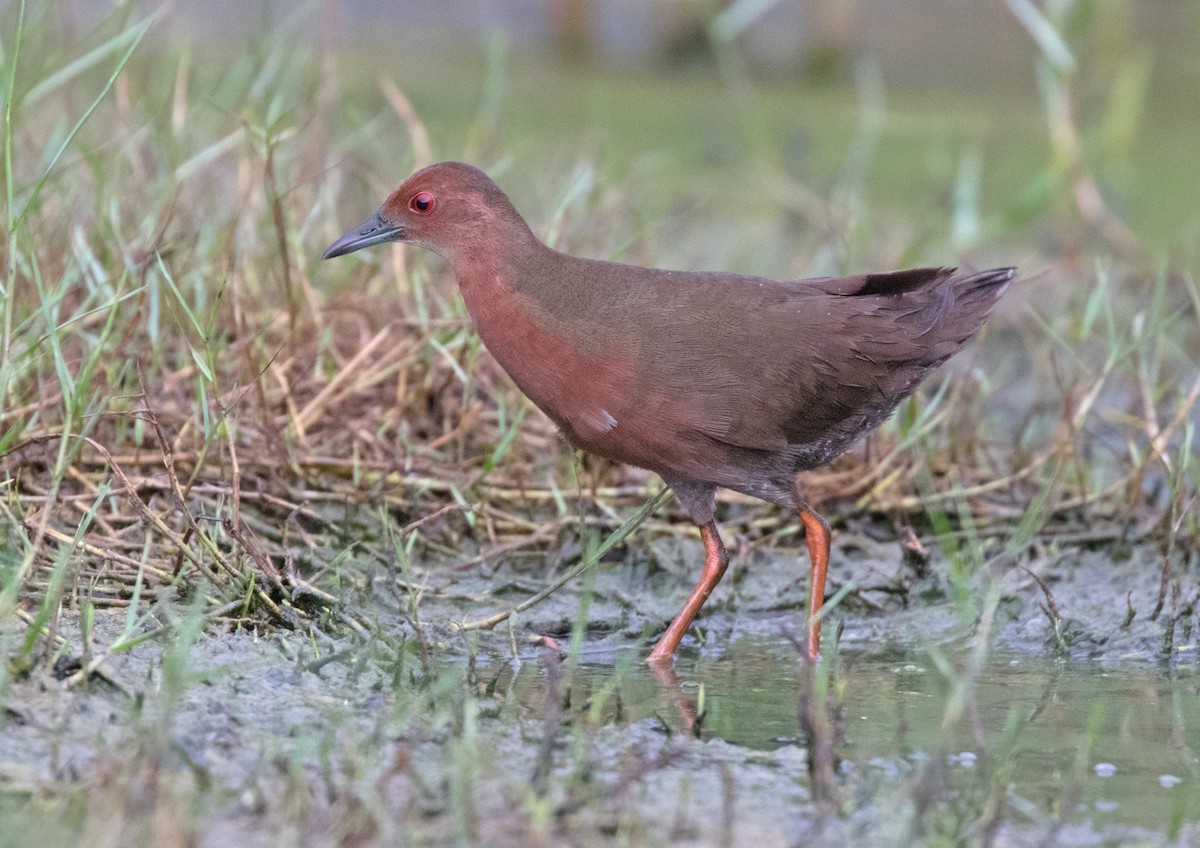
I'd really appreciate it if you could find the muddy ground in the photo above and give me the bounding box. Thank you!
[1,529,1197,847]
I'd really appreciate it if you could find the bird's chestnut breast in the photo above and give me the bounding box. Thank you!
[458,274,637,450]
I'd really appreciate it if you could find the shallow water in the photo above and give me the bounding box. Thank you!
[497,637,1200,834]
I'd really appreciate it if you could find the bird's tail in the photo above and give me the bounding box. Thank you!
[950,267,1015,318]
[930,266,1014,355]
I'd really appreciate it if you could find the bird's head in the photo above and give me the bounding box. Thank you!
[323,161,530,263]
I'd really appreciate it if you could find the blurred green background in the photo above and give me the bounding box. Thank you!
[31,0,1200,267]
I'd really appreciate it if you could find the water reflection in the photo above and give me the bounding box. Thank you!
[494,637,1199,830]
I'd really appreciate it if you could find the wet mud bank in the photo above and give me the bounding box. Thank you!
[2,535,1197,847]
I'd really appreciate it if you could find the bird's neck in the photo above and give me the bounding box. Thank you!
[446,229,549,315]
[445,238,596,420]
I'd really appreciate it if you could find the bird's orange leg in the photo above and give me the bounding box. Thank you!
[647,521,728,664]
[799,506,831,661]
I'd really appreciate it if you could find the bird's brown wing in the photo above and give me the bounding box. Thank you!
[634,267,1009,475]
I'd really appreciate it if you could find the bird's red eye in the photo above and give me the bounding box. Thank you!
[409,191,435,213]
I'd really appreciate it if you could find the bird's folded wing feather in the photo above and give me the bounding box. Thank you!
[633,267,964,455]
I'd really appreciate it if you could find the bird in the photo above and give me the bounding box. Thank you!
[324,161,1013,664]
